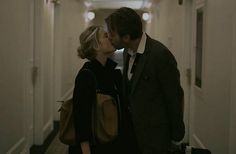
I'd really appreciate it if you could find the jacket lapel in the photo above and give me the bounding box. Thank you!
[123,49,130,96]
[130,36,151,95]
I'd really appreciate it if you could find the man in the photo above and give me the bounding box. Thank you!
[105,7,185,154]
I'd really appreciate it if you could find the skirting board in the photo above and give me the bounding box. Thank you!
[193,134,206,149]
[43,120,53,141]
[6,137,25,154]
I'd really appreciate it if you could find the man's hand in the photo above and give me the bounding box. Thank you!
[81,141,91,154]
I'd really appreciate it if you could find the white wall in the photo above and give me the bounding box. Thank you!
[54,0,87,120]
[0,0,60,152]
[147,0,186,76]
[0,0,33,153]
[229,11,236,154]
[91,9,114,26]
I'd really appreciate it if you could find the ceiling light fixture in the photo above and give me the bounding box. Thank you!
[142,12,150,21]
[87,11,95,21]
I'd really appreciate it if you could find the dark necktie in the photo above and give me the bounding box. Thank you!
[130,53,140,74]
[125,53,131,77]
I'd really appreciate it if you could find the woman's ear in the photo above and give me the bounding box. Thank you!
[93,43,100,51]
[94,46,99,51]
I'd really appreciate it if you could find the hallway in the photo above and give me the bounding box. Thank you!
[1,0,236,154]
[30,122,67,154]
[45,134,66,154]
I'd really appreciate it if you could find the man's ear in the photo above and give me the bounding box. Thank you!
[122,35,130,43]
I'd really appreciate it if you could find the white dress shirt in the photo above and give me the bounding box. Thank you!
[127,33,147,80]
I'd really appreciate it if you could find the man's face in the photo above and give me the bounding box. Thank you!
[107,30,125,50]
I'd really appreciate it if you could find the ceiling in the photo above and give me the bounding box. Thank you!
[84,0,153,10]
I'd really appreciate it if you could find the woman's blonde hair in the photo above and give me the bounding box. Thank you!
[77,25,102,60]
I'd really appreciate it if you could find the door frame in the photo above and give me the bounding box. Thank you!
[33,0,55,145]
[229,11,236,154]
[33,0,44,145]
[25,0,35,149]
[182,0,194,143]
[189,0,207,147]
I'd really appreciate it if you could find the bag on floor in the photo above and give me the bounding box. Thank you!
[58,98,75,145]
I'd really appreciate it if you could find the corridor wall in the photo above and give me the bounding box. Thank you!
[0,0,34,153]
[0,0,87,153]
[53,0,87,120]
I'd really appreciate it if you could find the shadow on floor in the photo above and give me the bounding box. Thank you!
[30,121,67,154]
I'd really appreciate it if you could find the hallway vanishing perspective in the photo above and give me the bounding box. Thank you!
[0,0,236,154]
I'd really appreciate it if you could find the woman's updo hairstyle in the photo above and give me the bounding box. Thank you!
[77,25,102,60]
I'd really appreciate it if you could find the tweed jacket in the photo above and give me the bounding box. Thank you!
[123,34,185,154]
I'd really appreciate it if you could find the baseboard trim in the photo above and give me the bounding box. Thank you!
[6,137,25,154]
[43,120,53,141]
[193,134,206,149]
[58,87,73,102]
[30,121,59,154]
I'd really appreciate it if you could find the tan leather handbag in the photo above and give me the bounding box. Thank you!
[58,98,75,145]
[58,69,119,145]
[93,93,118,144]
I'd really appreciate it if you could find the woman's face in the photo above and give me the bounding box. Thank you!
[96,28,115,55]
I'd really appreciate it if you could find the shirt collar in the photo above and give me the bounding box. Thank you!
[127,32,147,56]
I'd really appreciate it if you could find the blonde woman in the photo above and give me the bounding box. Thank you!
[69,25,129,154]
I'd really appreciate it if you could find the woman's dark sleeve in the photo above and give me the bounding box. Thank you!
[72,70,96,143]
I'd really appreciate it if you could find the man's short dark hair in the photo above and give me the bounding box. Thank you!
[105,7,143,40]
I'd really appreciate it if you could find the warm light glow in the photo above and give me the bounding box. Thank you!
[84,1,92,7]
[142,12,150,21]
[87,11,95,20]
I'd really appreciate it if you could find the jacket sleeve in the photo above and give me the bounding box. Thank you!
[72,69,96,143]
[156,48,185,142]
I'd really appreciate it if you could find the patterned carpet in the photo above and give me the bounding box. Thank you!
[45,133,68,154]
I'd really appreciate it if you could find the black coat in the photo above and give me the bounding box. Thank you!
[123,35,185,154]
[70,58,128,154]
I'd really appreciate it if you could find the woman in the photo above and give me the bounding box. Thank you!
[69,25,126,154]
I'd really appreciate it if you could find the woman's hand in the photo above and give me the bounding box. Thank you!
[81,141,91,154]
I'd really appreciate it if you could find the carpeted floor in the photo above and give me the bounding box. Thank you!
[45,133,68,154]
